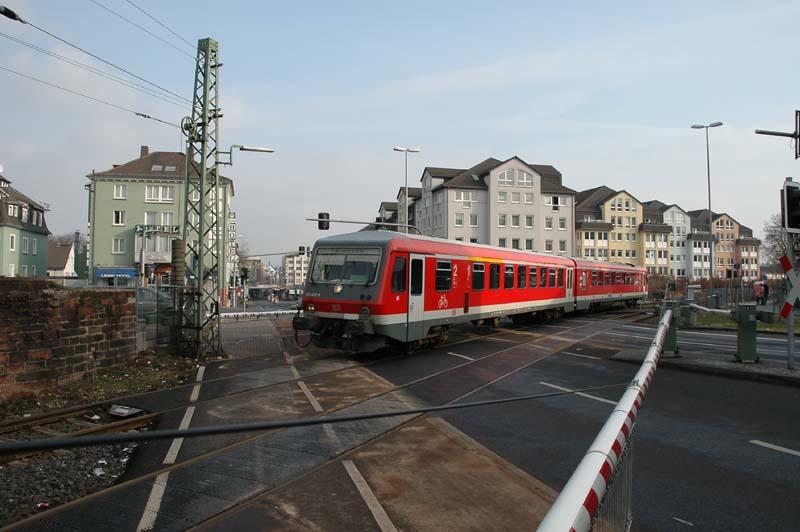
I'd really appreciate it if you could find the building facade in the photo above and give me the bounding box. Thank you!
[86,145,234,287]
[0,175,49,277]
[282,251,310,290]
[407,157,575,255]
[688,209,761,280]
[576,188,648,265]
[47,240,77,277]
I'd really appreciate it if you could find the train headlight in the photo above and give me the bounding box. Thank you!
[333,283,343,294]
[360,305,371,318]
[306,303,315,313]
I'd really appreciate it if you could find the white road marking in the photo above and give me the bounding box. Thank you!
[467,333,518,343]
[448,351,475,361]
[298,381,324,412]
[136,472,170,531]
[750,439,800,457]
[672,517,694,526]
[539,381,617,405]
[163,406,196,465]
[557,351,601,360]
[343,460,399,532]
[136,365,205,530]
[324,424,343,450]
[290,365,301,379]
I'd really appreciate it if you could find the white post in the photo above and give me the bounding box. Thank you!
[787,233,795,370]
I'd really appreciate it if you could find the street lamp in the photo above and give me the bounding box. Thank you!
[691,121,723,282]
[219,144,275,166]
[394,146,420,232]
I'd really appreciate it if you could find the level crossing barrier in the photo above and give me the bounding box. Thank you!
[220,309,298,319]
[537,309,672,532]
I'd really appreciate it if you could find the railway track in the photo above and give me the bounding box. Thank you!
[5,310,647,531]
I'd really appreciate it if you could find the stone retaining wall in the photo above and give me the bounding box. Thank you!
[0,279,136,399]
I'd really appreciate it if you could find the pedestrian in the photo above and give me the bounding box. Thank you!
[762,282,769,305]
[753,282,763,305]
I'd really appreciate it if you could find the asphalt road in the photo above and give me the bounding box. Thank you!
[10,312,799,531]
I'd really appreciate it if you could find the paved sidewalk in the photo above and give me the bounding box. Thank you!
[613,348,800,386]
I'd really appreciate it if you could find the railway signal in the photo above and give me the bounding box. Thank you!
[318,212,330,230]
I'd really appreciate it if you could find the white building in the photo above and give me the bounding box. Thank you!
[282,251,310,289]
[410,157,576,254]
[644,201,692,278]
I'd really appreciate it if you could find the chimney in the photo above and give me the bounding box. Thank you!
[140,145,149,158]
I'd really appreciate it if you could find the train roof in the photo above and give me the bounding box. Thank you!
[313,231,646,272]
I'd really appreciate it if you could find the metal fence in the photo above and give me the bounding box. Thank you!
[537,309,672,532]
[135,285,180,350]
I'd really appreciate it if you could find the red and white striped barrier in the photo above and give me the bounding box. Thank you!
[537,309,672,532]
[779,255,799,319]
[221,310,299,319]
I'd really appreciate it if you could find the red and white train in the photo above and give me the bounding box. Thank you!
[293,231,647,352]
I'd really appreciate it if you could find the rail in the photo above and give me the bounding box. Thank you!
[537,309,672,532]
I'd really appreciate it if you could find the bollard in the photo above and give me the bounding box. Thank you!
[735,303,759,363]
[662,300,680,357]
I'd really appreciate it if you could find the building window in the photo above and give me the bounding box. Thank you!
[511,215,520,228]
[559,240,567,253]
[162,212,175,225]
[545,217,553,230]
[9,234,15,252]
[113,184,127,199]
[498,191,507,203]
[454,213,464,226]
[21,265,27,277]
[512,238,520,249]
[21,237,29,254]
[499,238,507,248]
[32,238,37,255]
[525,215,534,229]
[112,237,126,254]
[518,171,533,187]
[498,169,514,186]
[145,211,158,225]
[7,205,17,216]
[469,214,478,227]
[524,193,534,204]
[113,210,126,226]
[498,214,507,227]
[545,240,553,252]
[145,185,175,203]
[31,266,36,276]
[525,239,533,250]
[470,238,478,243]
[8,264,14,276]
[558,217,567,230]
[511,192,521,204]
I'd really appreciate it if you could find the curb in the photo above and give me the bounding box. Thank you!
[612,356,800,387]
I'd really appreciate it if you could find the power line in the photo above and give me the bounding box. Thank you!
[0,64,179,128]
[0,31,186,108]
[88,0,194,59]
[22,20,191,104]
[125,0,193,49]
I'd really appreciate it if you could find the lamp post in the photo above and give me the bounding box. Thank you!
[393,147,420,232]
[691,121,723,285]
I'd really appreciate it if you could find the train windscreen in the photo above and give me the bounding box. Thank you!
[310,247,382,285]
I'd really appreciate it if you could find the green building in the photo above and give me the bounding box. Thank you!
[86,146,234,289]
[0,174,50,277]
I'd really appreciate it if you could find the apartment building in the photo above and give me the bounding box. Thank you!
[377,201,398,224]
[644,201,693,278]
[86,146,234,287]
[396,186,421,230]
[0,175,49,277]
[282,251,310,289]
[688,210,760,280]
[408,157,575,254]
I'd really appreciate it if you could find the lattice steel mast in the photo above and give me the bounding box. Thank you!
[180,38,222,357]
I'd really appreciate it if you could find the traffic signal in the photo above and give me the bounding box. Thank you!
[240,267,249,283]
[782,180,800,233]
[318,212,330,230]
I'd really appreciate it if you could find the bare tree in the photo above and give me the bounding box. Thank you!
[762,213,785,266]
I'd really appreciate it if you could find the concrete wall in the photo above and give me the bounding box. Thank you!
[0,279,136,399]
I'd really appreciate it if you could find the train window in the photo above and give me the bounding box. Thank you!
[517,266,526,288]
[489,264,501,289]
[504,265,514,289]
[391,256,407,292]
[549,268,556,287]
[528,267,537,287]
[539,267,547,288]
[625,273,631,285]
[410,259,423,295]
[567,269,573,289]
[557,268,564,287]
[591,271,598,286]
[435,261,452,291]
[472,263,485,290]
[580,271,587,289]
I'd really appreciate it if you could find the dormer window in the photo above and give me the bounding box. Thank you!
[21,206,29,222]
[151,165,164,172]
[498,169,514,186]
[164,165,177,172]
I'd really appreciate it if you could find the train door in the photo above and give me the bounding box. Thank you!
[407,254,425,341]
[566,267,573,306]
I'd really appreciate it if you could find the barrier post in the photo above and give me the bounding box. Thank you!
[662,300,679,357]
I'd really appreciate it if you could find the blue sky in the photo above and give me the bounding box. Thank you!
[1,1,799,258]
